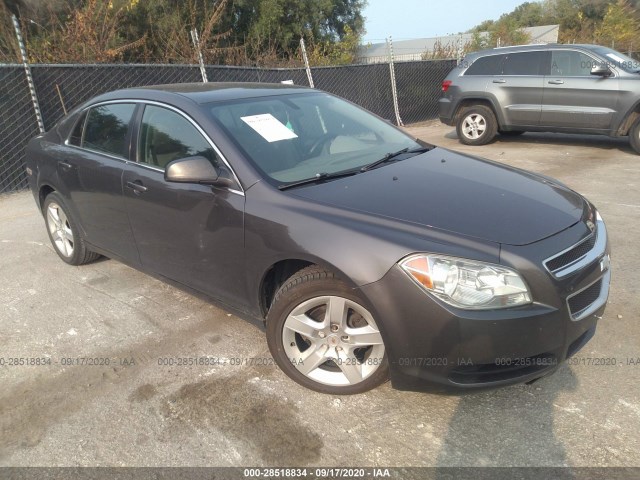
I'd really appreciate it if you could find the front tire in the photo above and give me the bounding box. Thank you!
[456,105,498,146]
[43,192,100,265]
[266,265,389,394]
[630,117,640,155]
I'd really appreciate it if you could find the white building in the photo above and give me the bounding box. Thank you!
[358,24,560,64]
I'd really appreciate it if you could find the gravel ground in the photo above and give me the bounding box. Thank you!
[0,122,638,468]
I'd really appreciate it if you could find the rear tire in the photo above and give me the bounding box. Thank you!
[630,117,640,155]
[43,192,101,265]
[266,265,389,394]
[456,105,498,146]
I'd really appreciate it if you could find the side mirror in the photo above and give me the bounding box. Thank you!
[165,156,234,188]
[590,64,612,77]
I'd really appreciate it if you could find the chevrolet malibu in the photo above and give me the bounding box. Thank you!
[25,83,611,394]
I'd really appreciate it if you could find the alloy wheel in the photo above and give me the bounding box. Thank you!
[282,295,385,387]
[46,202,74,257]
[462,113,487,140]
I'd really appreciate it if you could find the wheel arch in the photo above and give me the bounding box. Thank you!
[38,184,57,211]
[258,257,358,318]
[615,101,640,136]
[453,96,504,128]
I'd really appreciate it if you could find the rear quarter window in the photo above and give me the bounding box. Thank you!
[68,111,87,146]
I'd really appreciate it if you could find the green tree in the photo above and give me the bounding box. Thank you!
[509,1,545,26]
[596,0,640,49]
[117,0,233,63]
[224,0,366,61]
[307,24,361,65]
[467,12,531,50]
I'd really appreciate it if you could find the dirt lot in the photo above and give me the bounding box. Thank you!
[1,122,639,468]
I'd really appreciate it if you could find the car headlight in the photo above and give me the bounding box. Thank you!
[399,254,531,310]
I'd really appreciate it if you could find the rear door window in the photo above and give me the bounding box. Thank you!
[465,54,506,75]
[503,51,549,76]
[82,103,136,158]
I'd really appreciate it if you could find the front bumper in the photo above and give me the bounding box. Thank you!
[359,217,611,393]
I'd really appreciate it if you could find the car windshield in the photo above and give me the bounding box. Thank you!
[207,92,420,185]
[592,47,640,73]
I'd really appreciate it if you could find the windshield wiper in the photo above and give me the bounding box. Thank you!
[278,170,358,191]
[278,145,433,190]
[359,146,432,172]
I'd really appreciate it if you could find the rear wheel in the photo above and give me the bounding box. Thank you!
[630,117,640,155]
[456,105,498,146]
[266,265,389,394]
[43,192,100,265]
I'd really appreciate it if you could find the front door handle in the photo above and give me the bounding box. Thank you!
[492,79,507,84]
[548,79,564,85]
[58,161,73,171]
[126,180,148,194]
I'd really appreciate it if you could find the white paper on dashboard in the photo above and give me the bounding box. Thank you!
[240,114,298,143]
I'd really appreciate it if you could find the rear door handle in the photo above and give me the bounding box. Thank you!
[126,180,148,194]
[548,80,564,85]
[492,79,507,84]
[58,161,73,171]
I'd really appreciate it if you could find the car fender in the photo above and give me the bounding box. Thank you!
[243,182,501,313]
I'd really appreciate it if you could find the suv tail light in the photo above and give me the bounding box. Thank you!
[442,80,452,92]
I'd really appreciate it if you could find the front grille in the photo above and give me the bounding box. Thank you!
[546,234,596,273]
[568,279,603,317]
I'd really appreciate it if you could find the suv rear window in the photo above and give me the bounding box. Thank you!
[465,54,506,75]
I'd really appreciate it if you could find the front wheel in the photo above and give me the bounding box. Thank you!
[630,117,640,155]
[266,266,389,394]
[456,105,498,146]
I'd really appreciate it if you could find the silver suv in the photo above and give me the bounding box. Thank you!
[439,44,640,154]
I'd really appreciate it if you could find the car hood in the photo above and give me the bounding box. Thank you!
[289,148,585,246]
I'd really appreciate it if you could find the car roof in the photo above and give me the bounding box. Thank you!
[91,82,313,105]
[466,43,604,59]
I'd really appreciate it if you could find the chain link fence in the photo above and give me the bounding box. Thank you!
[0,66,42,193]
[0,60,455,194]
[31,65,202,131]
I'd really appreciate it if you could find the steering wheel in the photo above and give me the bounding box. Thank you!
[307,133,338,158]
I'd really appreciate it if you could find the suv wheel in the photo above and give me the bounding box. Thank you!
[456,105,497,146]
[630,117,640,155]
[266,265,389,394]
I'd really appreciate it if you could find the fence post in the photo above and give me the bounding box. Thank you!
[386,36,403,127]
[12,14,44,134]
[190,28,208,83]
[299,38,315,88]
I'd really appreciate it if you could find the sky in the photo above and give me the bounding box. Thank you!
[362,0,533,43]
